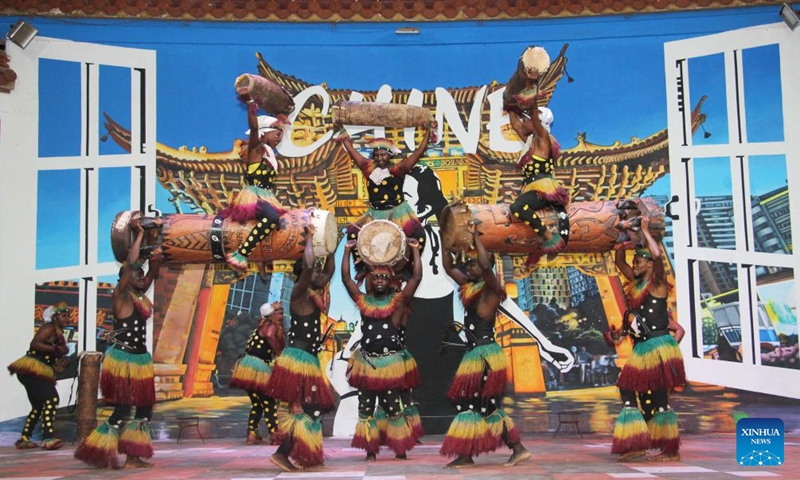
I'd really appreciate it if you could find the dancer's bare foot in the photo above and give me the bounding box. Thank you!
[245,431,263,445]
[123,456,154,469]
[617,450,647,462]
[270,452,298,472]
[445,455,475,469]
[648,452,681,462]
[365,452,377,462]
[503,447,531,467]
[395,453,408,460]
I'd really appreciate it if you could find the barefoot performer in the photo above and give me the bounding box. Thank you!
[229,301,285,446]
[8,302,72,451]
[342,238,422,462]
[440,224,530,469]
[75,220,161,469]
[266,225,336,471]
[607,215,686,463]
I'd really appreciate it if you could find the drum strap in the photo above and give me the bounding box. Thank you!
[210,215,226,261]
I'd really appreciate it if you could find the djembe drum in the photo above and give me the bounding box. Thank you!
[356,220,407,267]
[111,208,338,264]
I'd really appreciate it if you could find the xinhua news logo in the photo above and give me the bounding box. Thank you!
[736,418,784,467]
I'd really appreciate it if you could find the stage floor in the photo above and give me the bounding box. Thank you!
[0,433,795,479]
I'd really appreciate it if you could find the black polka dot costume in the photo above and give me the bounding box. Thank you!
[348,292,418,458]
[221,145,287,271]
[8,324,67,448]
[230,327,279,438]
[440,281,521,458]
[612,278,686,458]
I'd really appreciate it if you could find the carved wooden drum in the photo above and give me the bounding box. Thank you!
[332,100,434,128]
[111,208,337,264]
[235,73,295,117]
[356,219,407,267]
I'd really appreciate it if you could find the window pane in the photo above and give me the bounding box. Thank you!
[742,44,784,144]
[36,169,81,269]
[688,53,728,145]
[749,155,791,255]
[698,260,742,363]
[98,167,132,263]
[39,59,81,158]
[99,65,131,156]
[693,157,734,250]
[756,268,798,370]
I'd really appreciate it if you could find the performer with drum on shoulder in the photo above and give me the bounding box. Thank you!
[342,237,422,462]
[335,126,433,279]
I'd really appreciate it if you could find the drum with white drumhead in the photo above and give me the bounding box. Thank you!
[357,220,407,267]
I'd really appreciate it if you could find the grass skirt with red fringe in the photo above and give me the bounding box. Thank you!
[486,408,520,447]
[611,406,650,454]
[265,347,335,410]
[616,335,686,393]
[100,348,155,407]
[385,411,417,456]
[347,349,409,391]
[352,416,381,454]
[401,349,420,389]
[271,412,324,468]
[119,419,153,458]
[446,343,508,401]
[74,421,121,469]
[7,355,55,383]
[229,353,273,395]
[440,410,497,457]
[219,185,287,223]
[404,403,424,442]
[521,175,569,206]
[649,409,680,454]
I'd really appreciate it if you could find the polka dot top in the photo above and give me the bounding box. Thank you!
[287,306,323,354]
[244,328,274,362]
[112,309,148,354]
[246,156,277,190]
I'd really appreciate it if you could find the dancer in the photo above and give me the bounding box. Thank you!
[336,127,433,277]
[440,224,530,469]
[229,301,285,446]
[266,225,336,471]
[507,97,569,266]
[608,214,685,462]
[221,97,287,271]
[342,237,422,461]
[75,220,160,469]
[8,302,71,450]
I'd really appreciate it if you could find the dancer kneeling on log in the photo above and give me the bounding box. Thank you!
[336,127,433,278]
[221,98,288,272]
[507,97,569,266]
[440,224,530,469]
[342,238,422,462]
[265,225,336,471]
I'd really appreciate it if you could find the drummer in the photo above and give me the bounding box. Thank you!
[220,97,287,272]
[335,126,434,278]
[506,95,569,266]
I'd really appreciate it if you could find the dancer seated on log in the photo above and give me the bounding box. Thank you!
[507,96,569,266]
[8,302,72,451]
[342,238,422,462]
[440,224,530,469]
[221,97,288,272]
[335,126,433,279]
[229,301,285,446]
[606,215,685,463]
[265,225,336,472]
[75,221,161,469]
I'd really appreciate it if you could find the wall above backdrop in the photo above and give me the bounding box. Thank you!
[0,0,790,22]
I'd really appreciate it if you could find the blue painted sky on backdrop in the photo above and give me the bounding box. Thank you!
[17,6,787,271]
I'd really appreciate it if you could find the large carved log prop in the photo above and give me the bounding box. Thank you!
[75,351,103,442]
[440,197,664,255]
[234,73,295,117]
[111,209,338,264]
[331,100,434,129]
